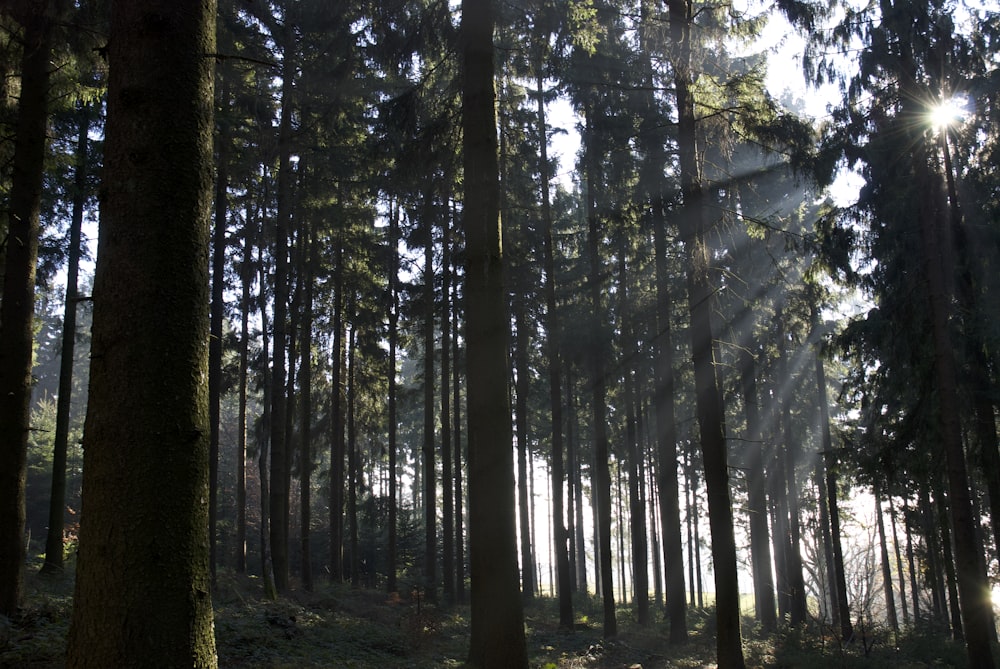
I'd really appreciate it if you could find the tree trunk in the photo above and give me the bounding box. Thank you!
[569,373,588,594]
[874,488,898,633]
[888,496,909,625]
[907,39,995,663]
[938,490,965,640]
[41,101,89,575]
[65,1,217,663]
[815,342,853,640]
[619,256,649,625]
[258,247,278,600]
[462,0,528,662]
[739,343,775,632]
[670,0,744,657]
[651,180,688,643]
[208,77,229,583]
[235,203,254,574]
[442,216,455,605]
[330,241,346,580]
[583,106,618,638]
[535,69,573,627]
[0,3,54,614]
[777,311,807,626]
[920,486,947,623]
[904,499,921,623]
[387,203,400,593]
[453,288,465,603]
[514,293,535,601]
[299,221,315,592]
[815,461,837,623]
[422,183,437,603]
[347,317,359,587]
[269,24,296,592]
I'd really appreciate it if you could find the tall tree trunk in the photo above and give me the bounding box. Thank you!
[269,24,296,592]
[208,77,230,583]
[235,203,254,574]
[889,496,909,625]
[462,0,528,662]
[348,319,360,587]
[569,372,588,594]
[65,0,218,662]
[0,3,54,614]
[874,488,899,633]
[938,489,965,640]
[738,342,775,632]
[442,216,455,605]
[638,0,687,636]
[387,203,400,594]
[453,288,465,603]
[422,182,437,603]
[299,221,314,592]
[330,241,346,580]
[815,460,837,623]
[583,107,617,638]
[513,293,535,601]
[907,38,995,665]
[904,499,921,623]
[619,256,649,625]
[669,0,743,659]
[651,177,688,644]
[41,100,89,575]
[920,486,947,623]
[536,69,572,627]
[777,310,807,626]
[258,245,278,600]
[813,332,853,640]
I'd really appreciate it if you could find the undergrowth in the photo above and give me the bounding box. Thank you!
[0,568,981,668]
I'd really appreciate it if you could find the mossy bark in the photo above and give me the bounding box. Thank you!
[66,2,217,666]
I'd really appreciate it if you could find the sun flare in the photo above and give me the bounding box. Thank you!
[929,96,968,131]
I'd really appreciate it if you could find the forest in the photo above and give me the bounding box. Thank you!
[1,0,1000,667]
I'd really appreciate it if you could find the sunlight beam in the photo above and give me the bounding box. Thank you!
[928,95,968,132]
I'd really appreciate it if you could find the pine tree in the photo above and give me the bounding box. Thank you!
[65,0,217,664]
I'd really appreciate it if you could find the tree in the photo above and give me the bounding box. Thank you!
[462,0,528,664]
[0,0,57,615]
[65,0,217,664]
[668,0,745,660]
[40,100,91,575]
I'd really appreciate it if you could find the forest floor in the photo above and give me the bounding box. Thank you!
[0,564,974,668]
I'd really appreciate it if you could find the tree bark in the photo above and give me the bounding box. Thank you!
[269,20,297,591]
[236,203,254,574]
[65,1,217,663]
[41,100,89,575]
[299,220,314,592]
[536,69,573,627]
[329,241,346,580]
[422,181,437,602]
[583,106,617,638]
[462,1,528,663]
[442,216,454,605]
[814,335,853,640]
[738,343,775,632]
[874,489,899,633]
[208,76,229,583]
[387,203,400,593]
[0,2,55,614]
[669,0,744,659]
